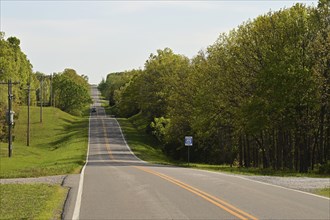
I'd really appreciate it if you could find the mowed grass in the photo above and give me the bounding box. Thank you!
[0,184,67,219]
[0,106,88,178]
[314,188,330,198]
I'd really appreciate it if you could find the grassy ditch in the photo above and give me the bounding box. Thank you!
[0,106,88,178]
[117,117,170,164]
[0,184,67,219]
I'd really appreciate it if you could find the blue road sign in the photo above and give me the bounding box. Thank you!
[185,136,193,146]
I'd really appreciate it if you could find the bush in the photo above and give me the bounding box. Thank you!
[318,161,330,174]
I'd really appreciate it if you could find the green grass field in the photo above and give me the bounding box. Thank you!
[0,184,67,219]
[0,106,88,178]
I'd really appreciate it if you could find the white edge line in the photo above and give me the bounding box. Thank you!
[194,168,330,200]
[238,175,330,200]
[113,117,147,163]
[72,113,91,219]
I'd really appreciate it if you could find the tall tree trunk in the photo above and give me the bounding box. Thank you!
[252,138,259,167]
[319,105,325,164]
[244,134,250,167]
[254,133,267,168]
[287,131,294,170]
[294,131,299,172]
[325,124,330,162]
[239,136,243,167]
[277,128,284,170]
[311,131,318,170]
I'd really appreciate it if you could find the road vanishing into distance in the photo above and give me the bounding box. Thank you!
[72,86,329,220]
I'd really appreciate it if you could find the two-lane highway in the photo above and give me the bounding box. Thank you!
[72,86,329,219]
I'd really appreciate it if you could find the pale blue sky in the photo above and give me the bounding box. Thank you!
[1,0,317,84]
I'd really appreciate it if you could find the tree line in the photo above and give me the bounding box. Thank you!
[0,33,91,142]
[99,1,329,173]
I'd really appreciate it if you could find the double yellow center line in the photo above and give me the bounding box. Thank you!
[101,118,114,160]
[135,166,258,220]
[99,111,257,219]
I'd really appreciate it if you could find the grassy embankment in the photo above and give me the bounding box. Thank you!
[116,111,330,198]
[0,106,89,219]
[118,114,170,164]
[0,106,88,178]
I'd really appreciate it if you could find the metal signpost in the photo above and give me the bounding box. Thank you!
[185,136,193,166]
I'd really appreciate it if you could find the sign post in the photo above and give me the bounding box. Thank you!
[185,136,193,166]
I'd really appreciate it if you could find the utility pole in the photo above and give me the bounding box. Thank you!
[0,79,20,157]
[51,73,56,108]
[50,73,55,107]
[50,74,52,107]
[8,80,13,157]
[40,76,43,123]
[25,82,34,146]
[27,83,30,146]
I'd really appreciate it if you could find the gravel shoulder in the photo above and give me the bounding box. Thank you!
[242,175,330,192]
[0,175,67,185]
[1,173,329,193]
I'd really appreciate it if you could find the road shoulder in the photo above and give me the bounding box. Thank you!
[61,174,81,220]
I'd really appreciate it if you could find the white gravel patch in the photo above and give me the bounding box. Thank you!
[0,173,329,194]
[0,175,67,185]
[243,176,330,192]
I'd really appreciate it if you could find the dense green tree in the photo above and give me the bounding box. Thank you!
[309,0,330,167]
[138,48,190,118]
[116,70,143,117]
[99,2,329,173]
[0,33,33,141]
[98,71,134,106]
[53,69,91,115]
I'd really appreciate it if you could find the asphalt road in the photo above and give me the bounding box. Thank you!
[73,86,329,220]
